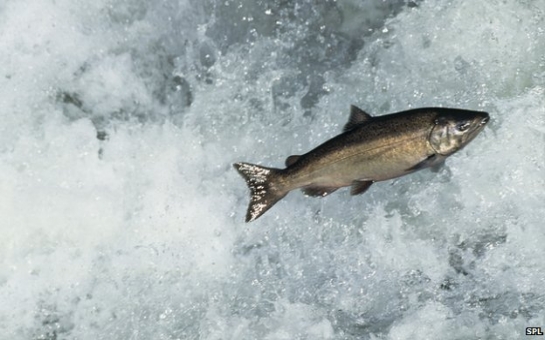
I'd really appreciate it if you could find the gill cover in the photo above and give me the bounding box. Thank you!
[429,115,477,156]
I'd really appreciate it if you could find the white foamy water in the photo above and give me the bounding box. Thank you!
[1,0,544,339]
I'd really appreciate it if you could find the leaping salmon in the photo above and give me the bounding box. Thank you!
[234,105,489,222]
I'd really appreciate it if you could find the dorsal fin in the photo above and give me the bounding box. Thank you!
[285,155,301,167]
[343,105,372,132]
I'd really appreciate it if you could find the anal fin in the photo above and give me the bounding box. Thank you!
[350,181,373,196]
[302,186,339,197]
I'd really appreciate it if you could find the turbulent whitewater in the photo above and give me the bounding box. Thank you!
[0,0,544,339]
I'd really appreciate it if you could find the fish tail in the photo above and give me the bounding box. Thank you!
[233,162,288,222]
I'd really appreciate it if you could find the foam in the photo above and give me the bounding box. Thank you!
[1,0,544,339]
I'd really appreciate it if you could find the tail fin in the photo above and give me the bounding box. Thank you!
[233,162,288,222]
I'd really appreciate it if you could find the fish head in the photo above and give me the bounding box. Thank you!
[429,109,490,156]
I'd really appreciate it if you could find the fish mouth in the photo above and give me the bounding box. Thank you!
[470,111,490,132]
[478,112,490,126]
[465,111,490,143]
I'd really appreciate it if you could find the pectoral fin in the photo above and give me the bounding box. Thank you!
[430,159,446,173]
[302,186,339,197]
[406,154,445,172]
[350,181,373,196]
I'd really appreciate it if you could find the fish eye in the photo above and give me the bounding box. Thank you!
[456,122,471,131]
